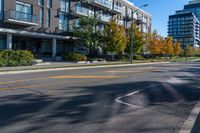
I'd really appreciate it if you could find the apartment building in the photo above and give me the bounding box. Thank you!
[168,0,200,47]
[168,12,200,47]
[0,0,152,59]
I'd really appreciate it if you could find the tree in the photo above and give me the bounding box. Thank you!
[185,45,194,60]
[103,18,128,57]
[144,32,152,54]
[73,16,101,55]
[162,37,174,58]
[173,42,182,58]
[147,31,163,57]
[126,23,144,56]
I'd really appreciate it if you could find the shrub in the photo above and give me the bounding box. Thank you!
[133,55,145,60]
[116,55,128,61]
[0,50,34,67]
[63,52,87,61]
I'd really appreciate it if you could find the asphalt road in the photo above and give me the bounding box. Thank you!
[0,61,200,133]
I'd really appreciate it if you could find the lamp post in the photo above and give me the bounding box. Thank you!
[129,4,148,63]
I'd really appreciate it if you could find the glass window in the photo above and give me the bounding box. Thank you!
[16,1,32,14]
[122,6,126,15]
[47,0,52,8]
[0,0,3,20]
[16,1,32,22]
[39,7,44,27]
[46,9,50,28]
[59,13,68,31]
[38,0,44,6]
[61,0,69,13]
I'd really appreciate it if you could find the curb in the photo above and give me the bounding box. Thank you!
[179,102,200,133]
[0,62,169,75]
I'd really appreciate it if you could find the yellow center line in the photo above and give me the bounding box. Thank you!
[0,71,152,92]
[0,68,154,86]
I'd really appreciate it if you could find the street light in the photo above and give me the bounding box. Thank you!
[129,4,148,63]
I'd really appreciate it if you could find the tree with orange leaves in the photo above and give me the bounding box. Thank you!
[147,31,163,57]
[173,42,182,58]
[162,37,174,58]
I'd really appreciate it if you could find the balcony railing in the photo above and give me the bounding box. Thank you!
[75,6,89,16]
[97,14,111,22]
[118,20,124,25]
[4,11,37,26]
[113,5,122,13]
[92,0,112,9]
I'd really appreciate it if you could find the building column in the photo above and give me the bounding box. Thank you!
[52,38,57,59]
[7,33,12,50]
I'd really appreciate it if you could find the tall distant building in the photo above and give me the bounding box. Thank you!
[168,0,200,47]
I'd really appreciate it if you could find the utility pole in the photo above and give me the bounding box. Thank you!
[129,4,148,63]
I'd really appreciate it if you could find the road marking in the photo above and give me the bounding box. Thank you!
[115,84,159,108]
[0,77,48,85]
[50,75,127,79]
[179,102,200,133]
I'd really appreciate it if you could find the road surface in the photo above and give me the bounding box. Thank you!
[0,62,199,133]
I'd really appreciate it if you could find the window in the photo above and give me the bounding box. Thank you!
[38,0,44,27]
[122,6,126,16]
[59,13,68,31]
[61,0,69,13]
[16,1,32,22]
[127,8,132,17]
[0,0,3,20]
[39,7,44,27]
[38,0,44,6]
[46,9,50,28]
[16,1,32,14]
[88,6,94,17]
[47,0,52,8]
[46,0,51,28]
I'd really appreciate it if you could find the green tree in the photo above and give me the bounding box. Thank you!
[73,16,101,55]
[103,18,128,57]
[126,23,144,55]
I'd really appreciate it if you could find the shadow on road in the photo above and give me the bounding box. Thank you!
[191,113,200,133]
[0,62,200,133]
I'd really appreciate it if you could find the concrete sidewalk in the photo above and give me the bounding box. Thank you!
[0,61,169,75]
[0,62,111,72]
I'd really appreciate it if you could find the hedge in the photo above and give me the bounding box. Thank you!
[0,50,34,67]
[63,52,87,61]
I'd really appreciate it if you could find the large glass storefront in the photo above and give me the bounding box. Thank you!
[12,36,74,59]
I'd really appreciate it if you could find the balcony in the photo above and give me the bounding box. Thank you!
[97,14,111,23]
[111,5,122,14]
[68,20,80,32]
[118,20,124,26]
[4,11,37,26]
[90,0,112,10]
[72,6,89,17]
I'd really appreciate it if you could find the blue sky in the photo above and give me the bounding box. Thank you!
[132,0,189,37]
